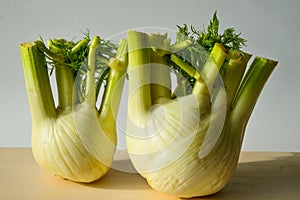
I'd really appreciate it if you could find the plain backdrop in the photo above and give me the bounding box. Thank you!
[0,0,299,152]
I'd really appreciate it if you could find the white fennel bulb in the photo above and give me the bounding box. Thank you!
[20,36,127,182]
[125,30,277,197]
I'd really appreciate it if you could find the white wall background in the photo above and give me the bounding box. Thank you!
[0,0,299,151]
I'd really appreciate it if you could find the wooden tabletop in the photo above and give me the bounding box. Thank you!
[0,148,299,200]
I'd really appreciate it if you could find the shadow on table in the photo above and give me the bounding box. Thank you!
[79,159,151,190]
[193,152,300,200]
[80,153,300,199]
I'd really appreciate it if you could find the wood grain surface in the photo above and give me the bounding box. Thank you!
[0,148,299,200]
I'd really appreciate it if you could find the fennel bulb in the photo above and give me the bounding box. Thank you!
[20,36,127,182]
[125,23,277,197]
